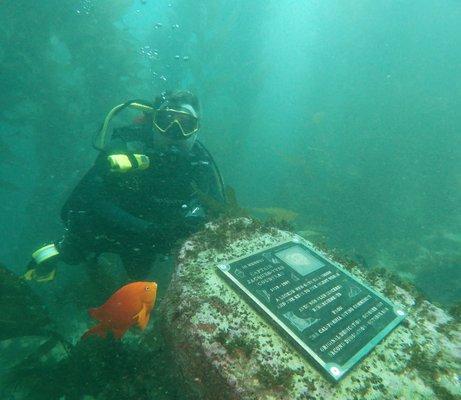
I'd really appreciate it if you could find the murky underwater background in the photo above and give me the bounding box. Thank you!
[0,0,460,399]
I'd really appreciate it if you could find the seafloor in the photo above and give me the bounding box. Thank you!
[1,218,460,400]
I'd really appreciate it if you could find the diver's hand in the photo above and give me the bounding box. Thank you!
[23,260,57,283]
[182,201,206,233]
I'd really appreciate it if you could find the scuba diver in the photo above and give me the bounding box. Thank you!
[24,90,226,282]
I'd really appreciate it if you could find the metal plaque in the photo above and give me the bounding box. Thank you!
[217,239,405,381]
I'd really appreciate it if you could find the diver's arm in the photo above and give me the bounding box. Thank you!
[82,159,158,237]
[92,199,155,235]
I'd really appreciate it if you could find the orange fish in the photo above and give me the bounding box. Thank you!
[82,281,157,340]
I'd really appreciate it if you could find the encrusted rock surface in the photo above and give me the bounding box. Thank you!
[160,218,461,400]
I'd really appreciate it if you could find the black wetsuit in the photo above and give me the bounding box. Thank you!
[55,124,225,279]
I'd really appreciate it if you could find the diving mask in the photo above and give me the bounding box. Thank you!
[153,106,199,139]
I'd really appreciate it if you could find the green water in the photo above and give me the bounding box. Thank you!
[0,1,460,399]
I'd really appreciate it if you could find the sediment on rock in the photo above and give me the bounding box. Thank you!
[160,218,461,400]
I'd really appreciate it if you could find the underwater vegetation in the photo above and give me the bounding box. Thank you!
[0,266,186,400]
[193,183,248,219]
[251,207,299,223]
[194,183,299,232]
[0,264,72,397]
[3,333,186,400]
[1,0,144,256]
[0,264,53,340]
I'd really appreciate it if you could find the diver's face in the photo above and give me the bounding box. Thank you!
[152,105,199,153]
[152,125,197,154]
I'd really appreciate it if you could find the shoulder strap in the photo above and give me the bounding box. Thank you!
[193,140,227,203]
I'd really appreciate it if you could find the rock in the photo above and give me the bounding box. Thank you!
[160,218,461,400]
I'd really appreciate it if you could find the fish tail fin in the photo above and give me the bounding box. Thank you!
[82,323,107,340]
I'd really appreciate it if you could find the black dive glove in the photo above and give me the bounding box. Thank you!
[182,199,207,233]
[23,256,58,283]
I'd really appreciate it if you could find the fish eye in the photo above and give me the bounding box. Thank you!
[145,286,150,291]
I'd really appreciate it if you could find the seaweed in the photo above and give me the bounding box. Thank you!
[432,384,459,400]
[435,319,459,340]
[405,344,458,399]
[4,332,184,400]
[193,183,249,219]
[214,329,257,358]
[0,264,53,340]
[448,301,461,321]
[256,363,294,391]
[251,207,299,223]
